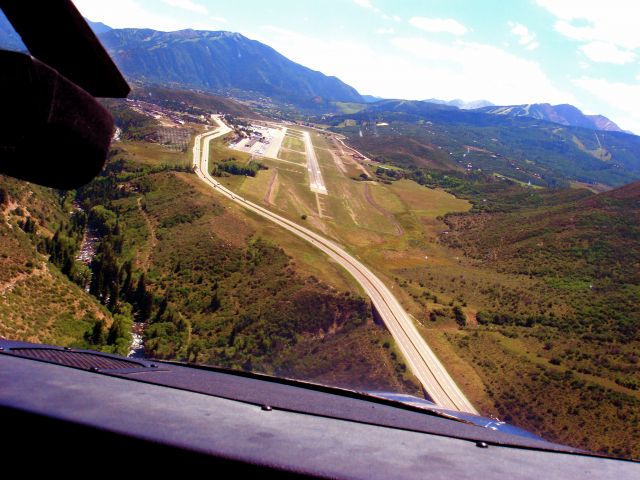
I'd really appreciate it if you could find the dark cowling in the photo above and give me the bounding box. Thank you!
[0,0,129,189]
[0,51,114,189]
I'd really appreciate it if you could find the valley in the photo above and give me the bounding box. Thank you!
[0,8,638,461]
[199,106,640,457]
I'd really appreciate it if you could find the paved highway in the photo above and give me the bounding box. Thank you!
[193,116,477,414]
[303,130,328,195]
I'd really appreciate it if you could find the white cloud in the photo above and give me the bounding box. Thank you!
[553,20,596,43]
[162,0,207,15]
[409,17,467,36]
[537,0,640,51]
[74,0,184,30]
[250,23,574,107]
[508,21,539,50]
[353,0,373,9]
[74,0,220,31]
[210,16,228,24]
[536,0,640,128]
[352,0,392,20]
[375,27,395,34]
[256,25,375,79]
[573,76,640,133]
[579,41,636,64]
[389,36,573,105]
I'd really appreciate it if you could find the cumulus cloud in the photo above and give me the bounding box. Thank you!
[536,0,640,62]
[353,0,374,8]
[250,22,574,107]
[375,27,395,34]
[256,25,375,79]
[389,36,572,105]
[536,0,640,126]
[74,0,217,30]
[162,0,208,15]
[409,17,467,36]
[508,21,539,50]
[75,0,184,30]
[352,0,392,20]
[579,41,636,64]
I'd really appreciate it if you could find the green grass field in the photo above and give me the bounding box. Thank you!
[333,102,367,115]
[278,149,307,164]
[282,134,305,152]
[119,139,192,168]
[285,128,306,138]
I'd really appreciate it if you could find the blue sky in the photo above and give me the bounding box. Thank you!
[74,0,640,132]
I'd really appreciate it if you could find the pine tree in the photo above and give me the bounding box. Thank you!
[120,260,134,302]
[133,274,153,320]
[134,274,147,306]
[208,288,220,312]
[155,292,169,322]
[90,240,119,305]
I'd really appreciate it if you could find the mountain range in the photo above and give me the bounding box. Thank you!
[97,28,363,104]
[328,98,640,187]
[424,98,495,110]
[0,13,631,134]
[86,19,113,35]
[476,103,625,133]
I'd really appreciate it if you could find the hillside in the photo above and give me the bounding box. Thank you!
[0,176,117,349]
[477,103,625,133]
[413,180,640,458]
[128,85,261,119]
[446,181,640,286]
[97,28,363,105]
[85,18,112,34]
